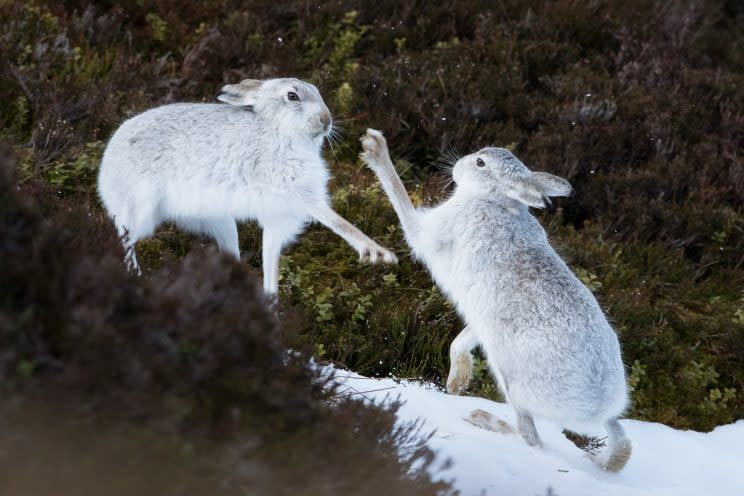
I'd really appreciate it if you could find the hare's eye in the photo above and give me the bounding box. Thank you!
[476,158,485,167]
[287,91,300,101]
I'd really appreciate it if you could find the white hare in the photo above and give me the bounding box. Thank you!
[360,129,631,472]
[98,78,397,295]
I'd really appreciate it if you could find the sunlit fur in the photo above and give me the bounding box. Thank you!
[360,129,631,472]
[97,78,396,295]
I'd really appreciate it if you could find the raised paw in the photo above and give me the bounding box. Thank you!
[446,353,473,395]
[465,409,514,434]
[359,129,391,168]
[359,241,398,265]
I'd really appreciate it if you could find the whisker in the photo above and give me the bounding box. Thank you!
[431,144,461,178]
[333,131,354,155]
[439,178,454,194]
[328,128,354,154]
[398,160,416,177]
[432,158,454,173]
[443,144,461,163]
[325,133,341,166]
[329,126,347,138]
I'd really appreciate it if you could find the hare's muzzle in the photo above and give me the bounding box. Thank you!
[320,111,332,132]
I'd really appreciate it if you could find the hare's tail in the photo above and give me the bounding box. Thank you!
[592,418,632,472]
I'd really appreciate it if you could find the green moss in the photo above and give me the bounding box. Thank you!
[44,141,104,195]
[145,13,168,42]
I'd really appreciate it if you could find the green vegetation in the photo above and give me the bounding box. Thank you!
[1,0,742,437]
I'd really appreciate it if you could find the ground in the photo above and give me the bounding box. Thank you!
[334,369,744,495]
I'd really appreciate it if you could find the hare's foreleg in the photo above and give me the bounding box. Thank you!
[360,129,421,240]
[261,228,284,296]
[446,325,477,394]
[308,204,398,265]
[259,221,306,296]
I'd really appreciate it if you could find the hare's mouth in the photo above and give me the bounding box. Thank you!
[313,128,331,139]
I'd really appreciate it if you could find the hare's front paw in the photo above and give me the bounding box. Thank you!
[446,352,473,395]
[360,129,390,168]
[359,240,398,265]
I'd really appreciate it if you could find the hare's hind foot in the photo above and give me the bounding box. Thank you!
[465,409,543,448]
[465,409,514,434]
[587,418,632,472]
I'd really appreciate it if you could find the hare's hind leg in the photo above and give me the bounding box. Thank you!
[516,410,543,447]
[465,409,543,447]
[203,217,239,259]
[446,326,477,394]
[176,217,240,260]
[113,206,158,274]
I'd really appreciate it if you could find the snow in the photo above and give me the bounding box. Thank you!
[333,371,744,496]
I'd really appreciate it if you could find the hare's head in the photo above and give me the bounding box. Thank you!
[451,147,573,208]
[217,77,332,140]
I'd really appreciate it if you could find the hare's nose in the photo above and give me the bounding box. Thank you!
[320,112,331,129]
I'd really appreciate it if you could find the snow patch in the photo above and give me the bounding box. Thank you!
[333,370,744,496]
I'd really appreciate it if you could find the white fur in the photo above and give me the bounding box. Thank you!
[98,78,397,295]
[360,129,631,471]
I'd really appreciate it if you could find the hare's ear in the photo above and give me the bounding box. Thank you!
[531,171,573,197]
[216,79,262,106]
[505,177,553,209]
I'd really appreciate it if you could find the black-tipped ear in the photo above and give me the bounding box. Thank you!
[216,79,261,106]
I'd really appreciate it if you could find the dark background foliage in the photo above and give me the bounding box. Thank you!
[0,0,742,437]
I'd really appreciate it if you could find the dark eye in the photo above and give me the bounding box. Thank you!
[476,158,485,167]
[287,91,300,101]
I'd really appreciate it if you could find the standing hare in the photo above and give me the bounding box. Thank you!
[98,78,397,295]
[360,129,631,472]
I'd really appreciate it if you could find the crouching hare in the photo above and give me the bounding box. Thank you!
[360,129,631,472]
[98,78,397,295]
